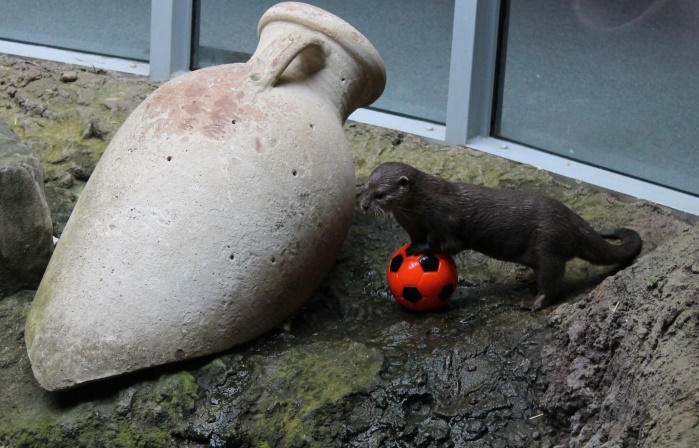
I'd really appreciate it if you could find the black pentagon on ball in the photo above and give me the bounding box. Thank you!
[418,254,440,272]
[389,254,404,273]
[439,284,454,301]
[402,286,423,303]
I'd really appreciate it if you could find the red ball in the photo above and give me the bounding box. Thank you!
[386,244,458,312]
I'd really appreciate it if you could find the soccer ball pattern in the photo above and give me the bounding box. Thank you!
[386,244,458,312]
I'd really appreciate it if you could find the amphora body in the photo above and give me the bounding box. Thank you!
[26,2,386,390]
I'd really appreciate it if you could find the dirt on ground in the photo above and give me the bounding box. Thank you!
[0,54,696,447]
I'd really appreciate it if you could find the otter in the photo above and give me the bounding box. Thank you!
[360,162,642,311]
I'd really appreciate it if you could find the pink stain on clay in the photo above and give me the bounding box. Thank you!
[142,67,269,142]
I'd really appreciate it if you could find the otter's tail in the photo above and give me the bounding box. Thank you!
[579,228,643,266]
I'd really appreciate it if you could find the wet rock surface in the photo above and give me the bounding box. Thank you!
[0,55,695,447]
[541,225,699,447]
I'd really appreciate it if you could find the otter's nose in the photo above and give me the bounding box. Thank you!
[360,197,369,212]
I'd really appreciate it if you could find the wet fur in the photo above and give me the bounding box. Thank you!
[360,162,643,311]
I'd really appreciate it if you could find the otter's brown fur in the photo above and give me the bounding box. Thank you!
[360,162,642,311]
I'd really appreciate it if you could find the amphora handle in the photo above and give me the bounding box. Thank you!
[249,32,327,90]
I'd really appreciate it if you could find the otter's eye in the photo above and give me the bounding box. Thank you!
[374,192,385,200]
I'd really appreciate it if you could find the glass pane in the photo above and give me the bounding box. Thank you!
[495,0,699,196]
[193,0,453,124]
[0,0,150,61]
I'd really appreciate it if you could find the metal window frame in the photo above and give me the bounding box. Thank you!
[444,0,699,216]
[0,0,697,215]
[0,40,150,76]
[150,0,193,81]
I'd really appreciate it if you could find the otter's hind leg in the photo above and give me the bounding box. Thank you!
[519,256,566,311]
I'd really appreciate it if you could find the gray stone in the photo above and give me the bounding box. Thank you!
[0,121,54,298]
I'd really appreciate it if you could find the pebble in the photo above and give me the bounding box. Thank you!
[60,71,78,83]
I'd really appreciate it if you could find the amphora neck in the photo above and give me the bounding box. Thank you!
[249,2,386,122]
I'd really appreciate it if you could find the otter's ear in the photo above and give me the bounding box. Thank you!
[398,176,409,187]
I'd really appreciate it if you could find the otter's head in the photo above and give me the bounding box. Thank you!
[360,162,414,214]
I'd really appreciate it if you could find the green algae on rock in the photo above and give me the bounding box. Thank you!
[252,342,383,446]
[0,55,158,236]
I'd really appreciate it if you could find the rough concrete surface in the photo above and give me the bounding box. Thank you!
[0,54,696,447]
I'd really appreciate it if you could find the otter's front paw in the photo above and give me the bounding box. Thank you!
[406,243,431,256]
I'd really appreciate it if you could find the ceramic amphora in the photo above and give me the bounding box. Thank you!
[25,2,385,390]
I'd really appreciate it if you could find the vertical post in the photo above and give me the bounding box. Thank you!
[445,0,501,145]
[150,0,194,81]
